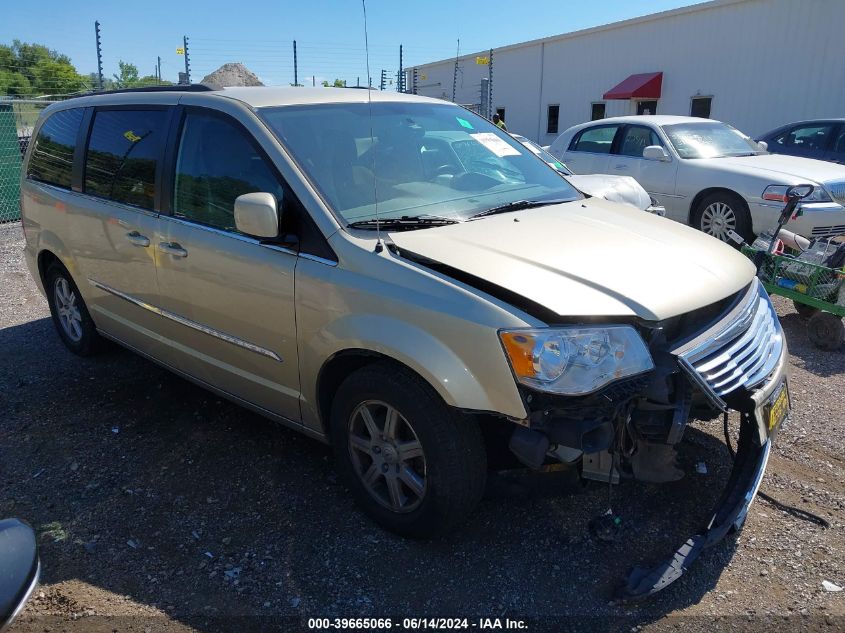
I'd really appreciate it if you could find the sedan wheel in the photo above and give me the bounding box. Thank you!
[348,400,427,513]
[700,201,737,241]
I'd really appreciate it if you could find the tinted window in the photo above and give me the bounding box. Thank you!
[571,126,618,154]
[84,109,168,209]
[831,127,845,160]
[27,108,83,189]
[174,112,283,232]
[617,126,662,157]
[590,103,606,121]
[547,105,559,134]
[775,124,833,153]
[690,97,712,118]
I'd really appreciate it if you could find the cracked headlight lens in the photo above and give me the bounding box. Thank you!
[499,326,654,395]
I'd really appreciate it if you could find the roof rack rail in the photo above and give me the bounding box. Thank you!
[86,84,217,96]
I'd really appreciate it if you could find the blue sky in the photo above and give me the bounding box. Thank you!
[1,0,706,87]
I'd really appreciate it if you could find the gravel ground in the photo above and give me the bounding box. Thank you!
[1,221,843,632]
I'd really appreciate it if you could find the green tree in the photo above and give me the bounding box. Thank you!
[112,61,139,89]
[0,40,87,96]
[321,78,346,88]
[137,75,173,87]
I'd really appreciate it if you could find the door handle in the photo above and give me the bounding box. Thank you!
[614,164,629,170]
[158,242,188,258]
[125,231,150,247]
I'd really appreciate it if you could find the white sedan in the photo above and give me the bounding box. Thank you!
[549,115,845,241]
[512,134,665,215]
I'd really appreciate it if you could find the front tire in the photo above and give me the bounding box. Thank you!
[330,362,487,538]
[692,192,752,243]
[45,263,101,356]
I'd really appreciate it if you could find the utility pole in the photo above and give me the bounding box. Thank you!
[94,21,104,91]
[487,48,493,118]
[183,35,191,84]
[451,39,459,102]
[293,40,298,86]
[156,56,161,83]
[379,69,386,90]
[312,75,315,87]
[398,44,403,92]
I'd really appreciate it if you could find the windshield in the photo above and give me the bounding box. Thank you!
[259,102,579,225]
[662,121,765,159]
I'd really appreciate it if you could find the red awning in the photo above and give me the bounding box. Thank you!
[603,72,663,100]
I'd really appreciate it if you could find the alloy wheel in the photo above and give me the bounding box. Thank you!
[700,201,737,241]
[347,400,427,513]
[54,277,83,342]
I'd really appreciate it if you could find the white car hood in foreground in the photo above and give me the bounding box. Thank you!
[712,154,845,184]
[565,174,652,211]
[391,198,755,321]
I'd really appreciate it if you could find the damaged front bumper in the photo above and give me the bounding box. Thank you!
[620,340,789,601]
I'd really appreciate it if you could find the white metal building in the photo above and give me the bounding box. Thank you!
[408,0,845,144]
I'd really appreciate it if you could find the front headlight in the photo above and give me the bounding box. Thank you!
[762,184,832,203]
[499,326,654,396]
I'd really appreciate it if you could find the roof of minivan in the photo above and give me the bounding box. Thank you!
[217,86,437,108]
[65,86,440,109]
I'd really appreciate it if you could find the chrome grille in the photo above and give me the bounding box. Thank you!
[811,224,845,238]
[828,180,845,207]
[674,279,783,406]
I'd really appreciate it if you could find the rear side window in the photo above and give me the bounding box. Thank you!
[570,125,618,154]
[26,108,84,189]
[617,125,662,157]
[173,111,283,232]
[84,109,169,209]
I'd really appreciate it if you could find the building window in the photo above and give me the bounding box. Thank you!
[590,103,606,121]
[636,100,657,116]
[690,96,712,118]
[547,105,560,134]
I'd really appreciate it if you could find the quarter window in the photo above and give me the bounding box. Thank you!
[84,109,168,209]
[173,111,283,232]
[570,125,618,154]
[547,105,559,134]
[26,108,84,189]
[617,126,662,158]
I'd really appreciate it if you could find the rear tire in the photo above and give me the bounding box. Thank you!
[692,191,752,244]
[807,312,844,351]
[793,300,819,319]
[330,362,487,538]
[45,263,101,356]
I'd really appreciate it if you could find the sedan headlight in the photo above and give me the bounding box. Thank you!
[762,184,831,203]
[499,326,654,396]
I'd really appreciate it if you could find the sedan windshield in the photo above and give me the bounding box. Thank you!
[662,121,765,159]
[259,102,579,225]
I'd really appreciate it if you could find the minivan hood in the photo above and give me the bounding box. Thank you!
[390,198,755,321]
[712,154,845,184]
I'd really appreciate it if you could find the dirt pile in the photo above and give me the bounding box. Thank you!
[201,63,264,88]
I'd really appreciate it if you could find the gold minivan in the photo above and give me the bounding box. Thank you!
[21,86,789,598]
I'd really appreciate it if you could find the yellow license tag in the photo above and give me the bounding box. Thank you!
[768,383,790,431]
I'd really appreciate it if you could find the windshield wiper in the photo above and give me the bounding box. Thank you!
[468,198,571,220]
[347,215,460,231]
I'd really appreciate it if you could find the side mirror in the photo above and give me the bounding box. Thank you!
[642,145,670,162]
[0,519,39,631]
[234,193,280,238]
[757,140,768,152]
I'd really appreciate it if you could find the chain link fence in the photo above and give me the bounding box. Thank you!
[0,99,57,223]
